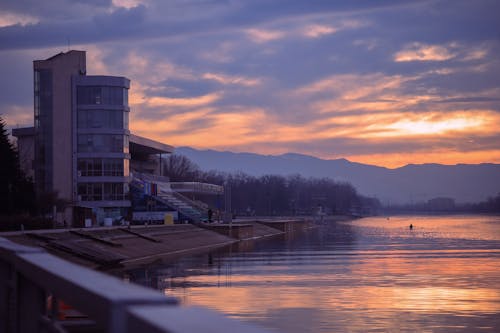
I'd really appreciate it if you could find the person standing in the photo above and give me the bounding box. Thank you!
[208,208,213,223]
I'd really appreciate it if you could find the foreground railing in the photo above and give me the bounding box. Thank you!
[0,237,270,333]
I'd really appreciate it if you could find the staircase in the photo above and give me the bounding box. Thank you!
[131,173,206,222]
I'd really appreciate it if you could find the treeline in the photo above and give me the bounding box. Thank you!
[383,193,500,214]
[163,154,381,216]
[0,116,57,231]
[466,193,500,212]
[0,116,35,215]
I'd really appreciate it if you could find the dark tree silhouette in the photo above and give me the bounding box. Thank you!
[162,154,201,182]
[191,159,379,216]
[0,116,35,215]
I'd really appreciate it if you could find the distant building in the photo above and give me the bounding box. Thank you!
[427,197,455,211]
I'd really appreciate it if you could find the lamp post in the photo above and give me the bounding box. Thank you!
[224,181,231,225]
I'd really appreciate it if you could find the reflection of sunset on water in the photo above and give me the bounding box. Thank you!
[164,256,500,318]
[130,216,500,332]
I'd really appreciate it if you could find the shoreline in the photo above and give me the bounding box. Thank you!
[2,217,359,270]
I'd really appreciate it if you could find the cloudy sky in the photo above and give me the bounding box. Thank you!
[1,0,499,168]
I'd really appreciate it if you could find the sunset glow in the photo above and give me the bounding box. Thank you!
[1,1,499,168]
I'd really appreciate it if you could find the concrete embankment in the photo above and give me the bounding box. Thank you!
[2,218,314,269]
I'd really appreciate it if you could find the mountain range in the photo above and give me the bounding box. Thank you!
[176,147,500,205]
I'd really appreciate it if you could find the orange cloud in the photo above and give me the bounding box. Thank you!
[202,73,261,87]
[112,0,145,9]
[301,24,337,38]
[145,93,221,108]
[130,107,271,148]
[394,43,456,62]
[295,73,409,98]
[245,28,286,43]
[0,13,38,27]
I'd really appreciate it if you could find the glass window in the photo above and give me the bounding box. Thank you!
[77,109,125,129]
[124,159,130,177]
[78,183,102,201]
[77,86,125,105]
[77,159,87,176]
[123,111,129,130]
[34,71,40,92]
[103,159,124,176]
[93,183,102,200]
[92,159,102,176]
[104,183,124,200]
[124,135,129,154]
[77,158,100,176]
[78,158,125,177]
[77,134,127,153]
[123,88,128,106]
[78,182,125,201]
[77,110,85,128]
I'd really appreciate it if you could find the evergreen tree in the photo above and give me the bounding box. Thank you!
[0,116,35,214]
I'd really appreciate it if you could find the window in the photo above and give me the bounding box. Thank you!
[104,183,124,200]
[77,134,127,153]
[124,159,130,177]
[78,183,102,201]
[78,158,125,177]
[123,88,128,106]
[77,158,101,176]
[34,71,40,92]
[77,86,127,105]
[123,111,129,129]
[103,159,124,176]
[78,182,127,201]
[77,109,125,129]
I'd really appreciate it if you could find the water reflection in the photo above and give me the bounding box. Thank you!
[126,216,500,332]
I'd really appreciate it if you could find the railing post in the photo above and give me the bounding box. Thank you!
[0,260,14,333]
[17,274,46,333]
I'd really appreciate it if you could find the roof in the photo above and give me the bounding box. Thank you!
[43,50,85,61]
[10,127,173,155]
[130,134,174,155]
[12,127,35,137]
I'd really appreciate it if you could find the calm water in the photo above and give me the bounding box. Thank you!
[127,215,500,332]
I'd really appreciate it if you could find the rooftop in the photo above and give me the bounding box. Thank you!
[130,134,174,155]
[12,127,174,155]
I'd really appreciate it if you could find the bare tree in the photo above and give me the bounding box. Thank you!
[162,154,201,182]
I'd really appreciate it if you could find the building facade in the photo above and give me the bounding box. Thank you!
[31,51,133,224]
[14,50,221,227]
[74,74,131,223]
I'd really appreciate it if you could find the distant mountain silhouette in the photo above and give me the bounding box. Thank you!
[176,147,500,204]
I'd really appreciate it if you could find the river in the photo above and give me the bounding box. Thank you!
[125,215,500,332]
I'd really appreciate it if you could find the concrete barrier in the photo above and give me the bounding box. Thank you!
[0,237,271,333]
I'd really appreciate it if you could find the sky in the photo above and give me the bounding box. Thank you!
[1,0,499,168]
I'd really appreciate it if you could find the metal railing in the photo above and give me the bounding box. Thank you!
[0,237,270,333]
[171,191,208,213]
[169,182,224,195]
[132,172,171,184]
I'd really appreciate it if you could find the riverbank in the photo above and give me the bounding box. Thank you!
[2,217,340,269]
